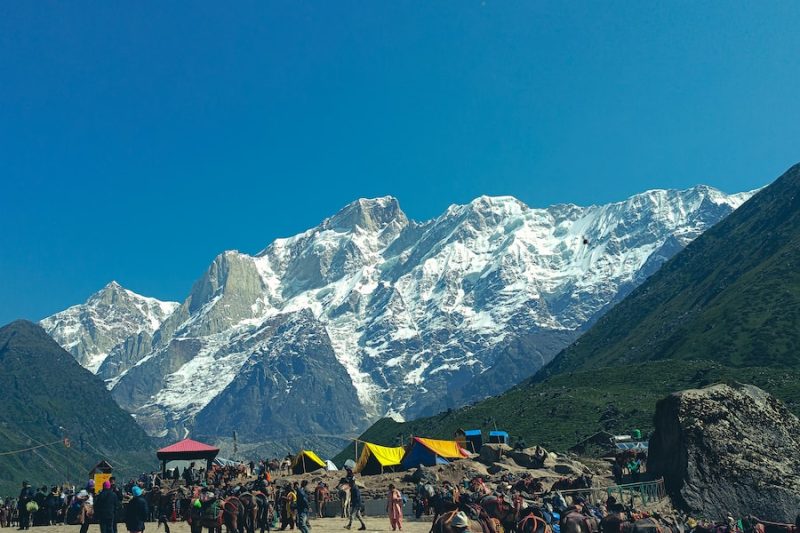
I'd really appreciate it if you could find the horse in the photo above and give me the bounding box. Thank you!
[223,496,246,533]
[279,457,292,476]
[480,495,516,533]
[514,479,544,497]
[268,460,280,477]
[238,493,259,533]
[560,511,599,533]
[550,475,592,493]
[336,480,351,519]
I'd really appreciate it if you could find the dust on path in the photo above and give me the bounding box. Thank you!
[30,518,433,533]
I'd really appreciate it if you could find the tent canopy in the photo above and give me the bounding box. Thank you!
[401,437,468,470]
[464,430,482,437]
[292,450,326,474]
[157,438,219,461]
[355,443,404,475]
[325,460,338,471]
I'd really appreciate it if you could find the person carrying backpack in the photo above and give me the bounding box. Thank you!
[17,481,35,530]
[295,481,310,533]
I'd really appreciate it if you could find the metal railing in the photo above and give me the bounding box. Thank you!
[554,478,667,507]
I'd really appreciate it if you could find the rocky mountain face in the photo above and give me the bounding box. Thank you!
[649,383,800,522]
[41,187,751,455]
[40,281,178,373]
[541,163,800,377]
[0,320,153,494]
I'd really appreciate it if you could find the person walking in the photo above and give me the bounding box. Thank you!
[17,481,35,530]
[279,485,296,531]
[344,479,365,531]
[77,490,94,533]
[125,486,149,533]
[94,481,119,533]
[295,481,310,533]
[387,484,403,531]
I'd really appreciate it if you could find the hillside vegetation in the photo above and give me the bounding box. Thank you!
[333,359,800,465]
[0,321,154,494]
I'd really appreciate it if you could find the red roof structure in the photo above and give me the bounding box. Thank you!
[157,438,220,455]
[156,438,219,474]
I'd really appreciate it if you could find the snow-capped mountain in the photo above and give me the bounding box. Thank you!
[42,186,753,453]
[41,282,179,373]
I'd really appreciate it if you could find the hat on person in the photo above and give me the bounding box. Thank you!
[88,480,95,488]
[574,497,586,505]
[132,486,143,497]
[451,512,470,529]
[103,481,111,489]
[78,490,89,499]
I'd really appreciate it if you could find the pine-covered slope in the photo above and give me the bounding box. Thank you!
[0,320,153,494]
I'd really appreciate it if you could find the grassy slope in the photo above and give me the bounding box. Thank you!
[333,359,800,465]
[0,321,155,495]
[542,163,800,376]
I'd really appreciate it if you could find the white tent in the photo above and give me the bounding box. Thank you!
[325,460,338,471]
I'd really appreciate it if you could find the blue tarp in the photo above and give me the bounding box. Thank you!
[464,430,482,436]
[489,431,509,438]
[400,444,450,469]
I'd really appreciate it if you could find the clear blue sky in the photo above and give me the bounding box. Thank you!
[2,2,799,324]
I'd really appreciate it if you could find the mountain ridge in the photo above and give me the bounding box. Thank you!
[40,185,754,456]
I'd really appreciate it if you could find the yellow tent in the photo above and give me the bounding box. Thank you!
[354,443,404,475]
[291,450,326,474]
[401,437,468,469]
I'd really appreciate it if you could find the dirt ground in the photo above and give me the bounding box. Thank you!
[23,518,434,533]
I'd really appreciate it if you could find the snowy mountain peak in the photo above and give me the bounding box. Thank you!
[323,196,407,232]
[42,185,758,453]
[40,283,178,373]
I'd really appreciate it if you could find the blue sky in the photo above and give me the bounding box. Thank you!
[1,2,799,324]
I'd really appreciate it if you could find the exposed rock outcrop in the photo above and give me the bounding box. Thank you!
[648,383,800,522]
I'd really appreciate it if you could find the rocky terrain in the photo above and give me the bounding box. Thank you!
[648,383,800,522]
[41,187,752,455]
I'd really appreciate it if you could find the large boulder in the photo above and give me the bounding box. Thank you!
[479,443,512,465]
[648,383,800,522]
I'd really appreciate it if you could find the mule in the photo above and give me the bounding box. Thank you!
[560,511,599,533]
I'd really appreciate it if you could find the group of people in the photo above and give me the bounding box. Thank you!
[1,478,148,533]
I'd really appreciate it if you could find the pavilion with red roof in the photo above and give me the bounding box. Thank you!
[156,438,220,475]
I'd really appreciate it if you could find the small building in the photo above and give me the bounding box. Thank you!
[463,430,483,452]
[488,431,509,445]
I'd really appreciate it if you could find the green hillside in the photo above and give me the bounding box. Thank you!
[333,359,800,465]
[0,320,155,495]
[542,163,800,376]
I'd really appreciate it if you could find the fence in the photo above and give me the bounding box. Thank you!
[556,478,667,507]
